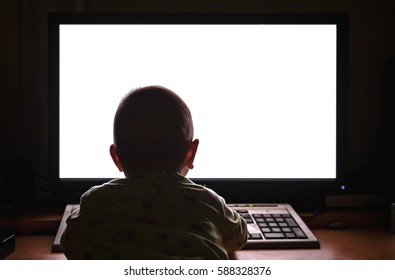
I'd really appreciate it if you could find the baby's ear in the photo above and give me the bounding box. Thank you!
[185,139,199,169]
[110,144,123,172]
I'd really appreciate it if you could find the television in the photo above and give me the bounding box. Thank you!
[48,13,349,210]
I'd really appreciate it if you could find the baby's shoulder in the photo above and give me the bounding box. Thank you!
[81,179,128,200]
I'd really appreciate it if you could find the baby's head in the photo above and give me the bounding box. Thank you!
[110,85,199,177]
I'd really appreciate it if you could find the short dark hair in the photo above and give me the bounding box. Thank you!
[113,85,194,171]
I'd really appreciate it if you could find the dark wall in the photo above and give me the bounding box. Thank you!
[1,0,394,189]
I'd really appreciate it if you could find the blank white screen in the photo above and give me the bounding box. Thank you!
[59,24,336,179]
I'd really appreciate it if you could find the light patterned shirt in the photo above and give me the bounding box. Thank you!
[60,172,247,259]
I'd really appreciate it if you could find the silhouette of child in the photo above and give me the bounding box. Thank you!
[60,85,247,259]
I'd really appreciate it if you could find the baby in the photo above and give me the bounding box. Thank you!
[60,85,247,259]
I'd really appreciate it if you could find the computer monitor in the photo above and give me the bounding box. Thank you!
[48,13,349,210]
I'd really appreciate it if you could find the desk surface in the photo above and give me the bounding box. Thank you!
[3,206,395,260]
[5,227,395,260]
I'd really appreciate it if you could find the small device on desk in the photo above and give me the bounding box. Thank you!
[52,203,319,252]
[0,232,15,259]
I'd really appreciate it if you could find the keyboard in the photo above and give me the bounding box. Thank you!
[229,203,320,249]
[52,203,319,252]
[52,204,78,252]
